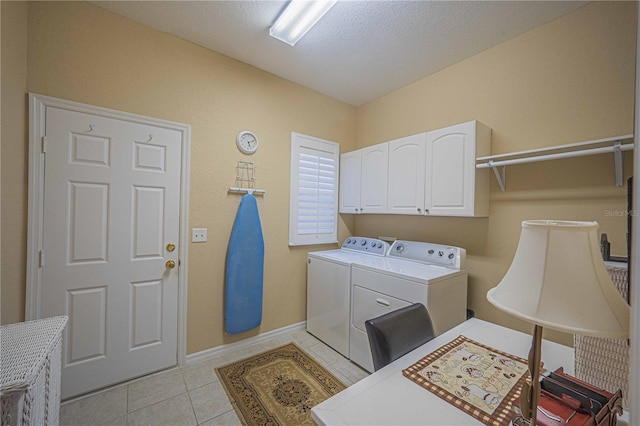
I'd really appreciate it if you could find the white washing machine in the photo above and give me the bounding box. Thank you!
[349,240,468,372]
[307,237,390,358]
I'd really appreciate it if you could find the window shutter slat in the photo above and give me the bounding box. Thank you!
[289,133,339,246]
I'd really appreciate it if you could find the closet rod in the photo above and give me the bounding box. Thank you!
[476,143,633,169]
[476,134,633,162]
[476,134,634,192]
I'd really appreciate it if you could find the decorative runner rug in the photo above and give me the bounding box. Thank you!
[402,335,529,426]
[216,343,346,425]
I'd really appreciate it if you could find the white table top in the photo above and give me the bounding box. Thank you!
[312,318,629,426]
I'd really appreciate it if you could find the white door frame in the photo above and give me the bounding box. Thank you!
[26,93,191,367]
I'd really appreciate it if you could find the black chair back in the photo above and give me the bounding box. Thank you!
[365,303,436,371]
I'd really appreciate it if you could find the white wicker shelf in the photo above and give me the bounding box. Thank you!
[1,316,68,426]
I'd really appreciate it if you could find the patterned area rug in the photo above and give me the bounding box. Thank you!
[403,335,530,426]
[215,343,346,425]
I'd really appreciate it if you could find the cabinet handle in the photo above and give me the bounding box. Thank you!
[355,208,358,212]
[375,298,390,307]
[425,208,429,214]
[417,208,421,212]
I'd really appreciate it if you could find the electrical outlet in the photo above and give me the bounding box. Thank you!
[192,228,207,243]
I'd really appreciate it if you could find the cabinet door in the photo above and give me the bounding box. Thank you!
[425,121,477,216]
[387,133,426,215]
[360,143,388,214]
[339,151,362,213]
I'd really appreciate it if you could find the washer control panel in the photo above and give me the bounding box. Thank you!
[341,237,389,256]
[389,240,466,269]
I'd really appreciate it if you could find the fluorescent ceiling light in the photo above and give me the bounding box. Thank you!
[269,0,337,46]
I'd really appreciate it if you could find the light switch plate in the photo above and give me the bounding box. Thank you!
[192,228,207,243]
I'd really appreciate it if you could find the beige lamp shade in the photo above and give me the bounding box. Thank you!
[487,220,630,338]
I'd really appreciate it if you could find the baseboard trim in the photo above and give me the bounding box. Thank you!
[186,321,307,365]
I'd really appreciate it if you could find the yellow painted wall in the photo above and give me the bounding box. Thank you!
[1,1,29,325]
[1,1,635,352]
[355,1,636,345]
[0,1,357,353]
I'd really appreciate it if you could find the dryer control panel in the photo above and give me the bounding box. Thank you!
[341,237,389,256]
[389,240,466,269]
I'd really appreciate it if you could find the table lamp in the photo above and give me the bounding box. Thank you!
[486,220,630,425]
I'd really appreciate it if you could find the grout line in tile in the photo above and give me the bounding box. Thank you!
[202,408,236,426]
[185,386,199,426]
[128,390,190,415]
[67,329,356,424]
[182,369,201,426]
[128,390,191,415]
[62,381,128,406]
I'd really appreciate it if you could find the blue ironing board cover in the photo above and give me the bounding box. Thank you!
[225,194,265,334]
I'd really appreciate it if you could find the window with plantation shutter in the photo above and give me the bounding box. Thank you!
[289,132,339,246]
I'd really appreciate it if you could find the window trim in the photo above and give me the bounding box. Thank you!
[289,132,339,246]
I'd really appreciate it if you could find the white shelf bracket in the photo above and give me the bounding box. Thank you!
[613,141,623,187]
[476,134,634,192]
[489,161,506,192]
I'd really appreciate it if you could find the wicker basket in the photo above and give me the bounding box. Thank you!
[574,263,629,408]
[1,316,67,426]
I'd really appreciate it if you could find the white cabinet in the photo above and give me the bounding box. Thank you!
[339,142,389,214]
[425,121,491,217]
[387,133,426,215]
[338,121,491,217]
[360,143,388,214]
[339,151,362,213]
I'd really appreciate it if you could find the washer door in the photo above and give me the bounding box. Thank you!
[352,285,411,333]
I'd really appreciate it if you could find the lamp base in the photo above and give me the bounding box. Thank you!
[518,325,543,425]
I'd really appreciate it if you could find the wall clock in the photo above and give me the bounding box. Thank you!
[236,131,259,155]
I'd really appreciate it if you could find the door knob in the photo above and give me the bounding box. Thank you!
[166,243,176,252]
[166,260,176,269]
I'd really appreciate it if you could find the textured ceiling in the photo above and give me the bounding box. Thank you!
[92,1,588,106]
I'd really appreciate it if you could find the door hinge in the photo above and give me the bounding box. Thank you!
[39,250,45,267]
[41,136,48,153]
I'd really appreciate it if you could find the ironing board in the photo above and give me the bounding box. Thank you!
[225,193,264,334]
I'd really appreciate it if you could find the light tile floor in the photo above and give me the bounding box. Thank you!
[59,330,369,425]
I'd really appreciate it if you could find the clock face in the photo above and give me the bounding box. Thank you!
[237,131,258,154]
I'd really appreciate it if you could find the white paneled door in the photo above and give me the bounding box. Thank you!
[40,106,182,398]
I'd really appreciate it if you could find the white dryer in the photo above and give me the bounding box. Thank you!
[349,240,468,372]
[307,237,389,358]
